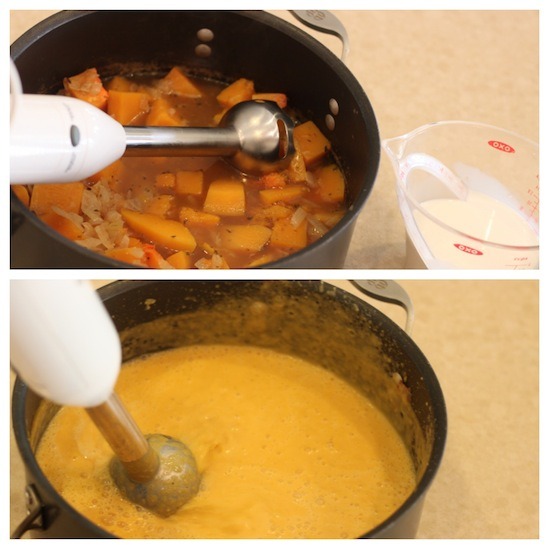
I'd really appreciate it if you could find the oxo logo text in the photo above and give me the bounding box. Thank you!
[454,243,483,255]
[488,140,515,153]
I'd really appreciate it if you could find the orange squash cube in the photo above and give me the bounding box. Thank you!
[159,67,202,98]
[270,216,308,250]
[293,121,331,167]
[252,93,288,109]
[155,172,176,190]
[314,164,346,203]
[217,78,255,108]
[147,98,183,126]
[175,171,204,195]
[107,90,150,125]
[203,180,246,217]
[40,211,83,240]
[218,225,272,252]
[107,76,133,92]
[29,182,84,216]
[179,207,221,228]
[145,194,174,217]
[259,186,307,206]
[166,250,193,269]
[121,209,197,252]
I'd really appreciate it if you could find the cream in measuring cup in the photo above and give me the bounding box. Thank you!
[383,121,539,270]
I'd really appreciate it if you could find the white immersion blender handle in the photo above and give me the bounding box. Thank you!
[10,280,122,407]
[10,93,126,185]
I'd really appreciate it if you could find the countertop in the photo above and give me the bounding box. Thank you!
[9,279,539,539]
[9,9,539,269]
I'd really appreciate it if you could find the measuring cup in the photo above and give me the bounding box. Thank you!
[383,121,539,269]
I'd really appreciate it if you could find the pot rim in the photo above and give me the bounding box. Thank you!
[10,9,380,270]
[12,280,446,539]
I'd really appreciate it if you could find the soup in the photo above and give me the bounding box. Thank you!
[13,67,348,269]
[36,344,416,538]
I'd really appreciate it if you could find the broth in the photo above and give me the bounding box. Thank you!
[36,344,416,539]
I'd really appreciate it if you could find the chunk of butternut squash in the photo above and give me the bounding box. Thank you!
[270,216,308,250]
[293,120,331,167]
[217,78,255,108]
[313,164,346,203]
[155,172,176,190]
[159,67,202,98]
[203,180,246,216]
[218,225,272,252]
[175,171,204,195]
[29,182,84,216]
[40,211,84,240]
[121,209,196,252]
[179,207,221,228]
[251,93,288,109]
[146,98,183,126]
[250,204,293,224]
[144,194,174,217]
[107,90,150,125]
[259,185,307,206]
[106,76,134,92]
[166,250,193,269]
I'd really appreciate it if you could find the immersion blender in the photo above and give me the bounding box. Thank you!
[10,280,200,517]
[10,61,295,184]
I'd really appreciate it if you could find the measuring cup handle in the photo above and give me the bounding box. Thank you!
[384,150,469,268]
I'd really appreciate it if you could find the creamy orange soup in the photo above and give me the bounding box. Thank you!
[36,344,416,538]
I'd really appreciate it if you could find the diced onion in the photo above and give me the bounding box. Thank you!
[95,223,114,250]
[51,205,84,227]
[81,190,102,223]
[305,171,317,188]
[211,253,224,268]
[307,216,329,238]
[290,206,308,228]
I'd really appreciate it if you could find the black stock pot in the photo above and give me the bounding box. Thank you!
[12,280,446,538]
[10,10,380,268]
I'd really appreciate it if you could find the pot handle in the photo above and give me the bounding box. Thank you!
[351,280,415,336]
[290,10,350,63]
[11,484,47,538]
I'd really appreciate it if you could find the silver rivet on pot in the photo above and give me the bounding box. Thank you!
[325,114,336,131]
[325,98,339,130]
[197,28,214,42]
[195,44,212,57]
[195,28,214,57]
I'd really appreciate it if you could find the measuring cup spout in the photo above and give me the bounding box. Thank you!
[382,135,408,164]
[382,129,468,202]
